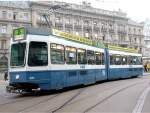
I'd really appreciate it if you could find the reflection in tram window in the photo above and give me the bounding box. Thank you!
[87,50,95,65]
[28,42,48,66]
[95,52,104,65]
[10,43,26,67]
[65,46,77,64]
[127,56,132,65]
[115,55,122,65]
[78,49,87,64]
[122,56,127,65]
[51,43,65,64]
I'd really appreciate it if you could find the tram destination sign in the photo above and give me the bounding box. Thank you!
[13,27,26,41]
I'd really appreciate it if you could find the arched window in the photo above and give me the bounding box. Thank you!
[0,56,8,68]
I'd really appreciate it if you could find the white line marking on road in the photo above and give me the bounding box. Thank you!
[132,87,150,113]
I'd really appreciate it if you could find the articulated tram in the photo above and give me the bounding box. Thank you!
[6,27,143,92]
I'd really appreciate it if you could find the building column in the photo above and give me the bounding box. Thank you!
[81,17,84,37]
[99,21,103,41]
[31,9,37,27]
[114,22,118,42]
[72,17,75,34]
[91,19,94,40]
[51,13,55,29]
[62,15,65,31]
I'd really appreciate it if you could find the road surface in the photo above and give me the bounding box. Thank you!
[0,75,150,113]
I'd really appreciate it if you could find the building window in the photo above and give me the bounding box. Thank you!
[74,19,80,25]
[12,24,19,30]
[102,35,105,41]
[139,29,141,34]
[2,11,7,19]
[134,38,137,43]
[85,33,89,37]
[24,13,29,20]
[84,20,90,25]
[66,17,71,24]
[56,17,61,23]
[129,28,131,33]
[1,40,6,49]
[1,25,7,33]
[13,12,18,20]
[8,13,12,19]
[134,28,136,34]
[93,21,98,26]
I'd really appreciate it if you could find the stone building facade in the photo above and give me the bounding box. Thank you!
[0,1,144,68]
[143,19,150,57]
[30,1,144,51]
[0,1,31,69]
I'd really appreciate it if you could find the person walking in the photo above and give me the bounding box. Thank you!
[4,71,8,81]
[144,64,147,72]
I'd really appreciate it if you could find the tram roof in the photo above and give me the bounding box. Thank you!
[12,27,139,54]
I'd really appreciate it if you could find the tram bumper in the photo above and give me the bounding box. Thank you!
[9,71,50,92]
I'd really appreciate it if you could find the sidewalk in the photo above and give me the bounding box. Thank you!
[144,72,150,76]
[0,72,7,85]
[0,80,7,85]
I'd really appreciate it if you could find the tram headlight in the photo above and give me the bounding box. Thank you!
[16,74,20,80]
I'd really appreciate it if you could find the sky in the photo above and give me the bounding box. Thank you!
[51,0,150,22]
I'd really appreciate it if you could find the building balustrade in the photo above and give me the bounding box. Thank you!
[0,33,11,38]
[109,29,115,33]
[0,49,9,54]
[101,28,107,32]
[118,30,127,34]
[0,17,31,24]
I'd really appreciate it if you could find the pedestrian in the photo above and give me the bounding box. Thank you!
[144,64,147,72]
[4,71,8,81]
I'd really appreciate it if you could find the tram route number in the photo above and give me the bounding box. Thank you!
[80,65,85,69]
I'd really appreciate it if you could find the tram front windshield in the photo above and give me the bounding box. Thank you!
[10,43,26,67]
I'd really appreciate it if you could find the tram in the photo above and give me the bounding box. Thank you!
[6,27,143,93]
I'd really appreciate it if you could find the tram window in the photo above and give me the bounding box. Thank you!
[127,56,132,65]
[110,54,116,65]
[138,56,142,65]
[110,54,121,65]
[95,52,104,65]
[65,46,77,64]
[87,50,95,65]
[28,42,48,66]
[10,43,26,67]
[115,55,122,65]
[132,56,141,65]
[78,49,87,64]
[110,54,114,65]
[132,56,137,65]
[122,56,127,65]
[51,43,65,64]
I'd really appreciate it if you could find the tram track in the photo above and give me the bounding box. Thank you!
[47,78,149,113]
[30,78,149,113]
[0,93,38,106]
[49,88,85,113]
[16,88,85,113]
[0,76,150,113]
[83,81,149,113]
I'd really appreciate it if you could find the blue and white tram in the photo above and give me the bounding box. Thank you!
[107,48,143,80]
[6,27,143,92]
